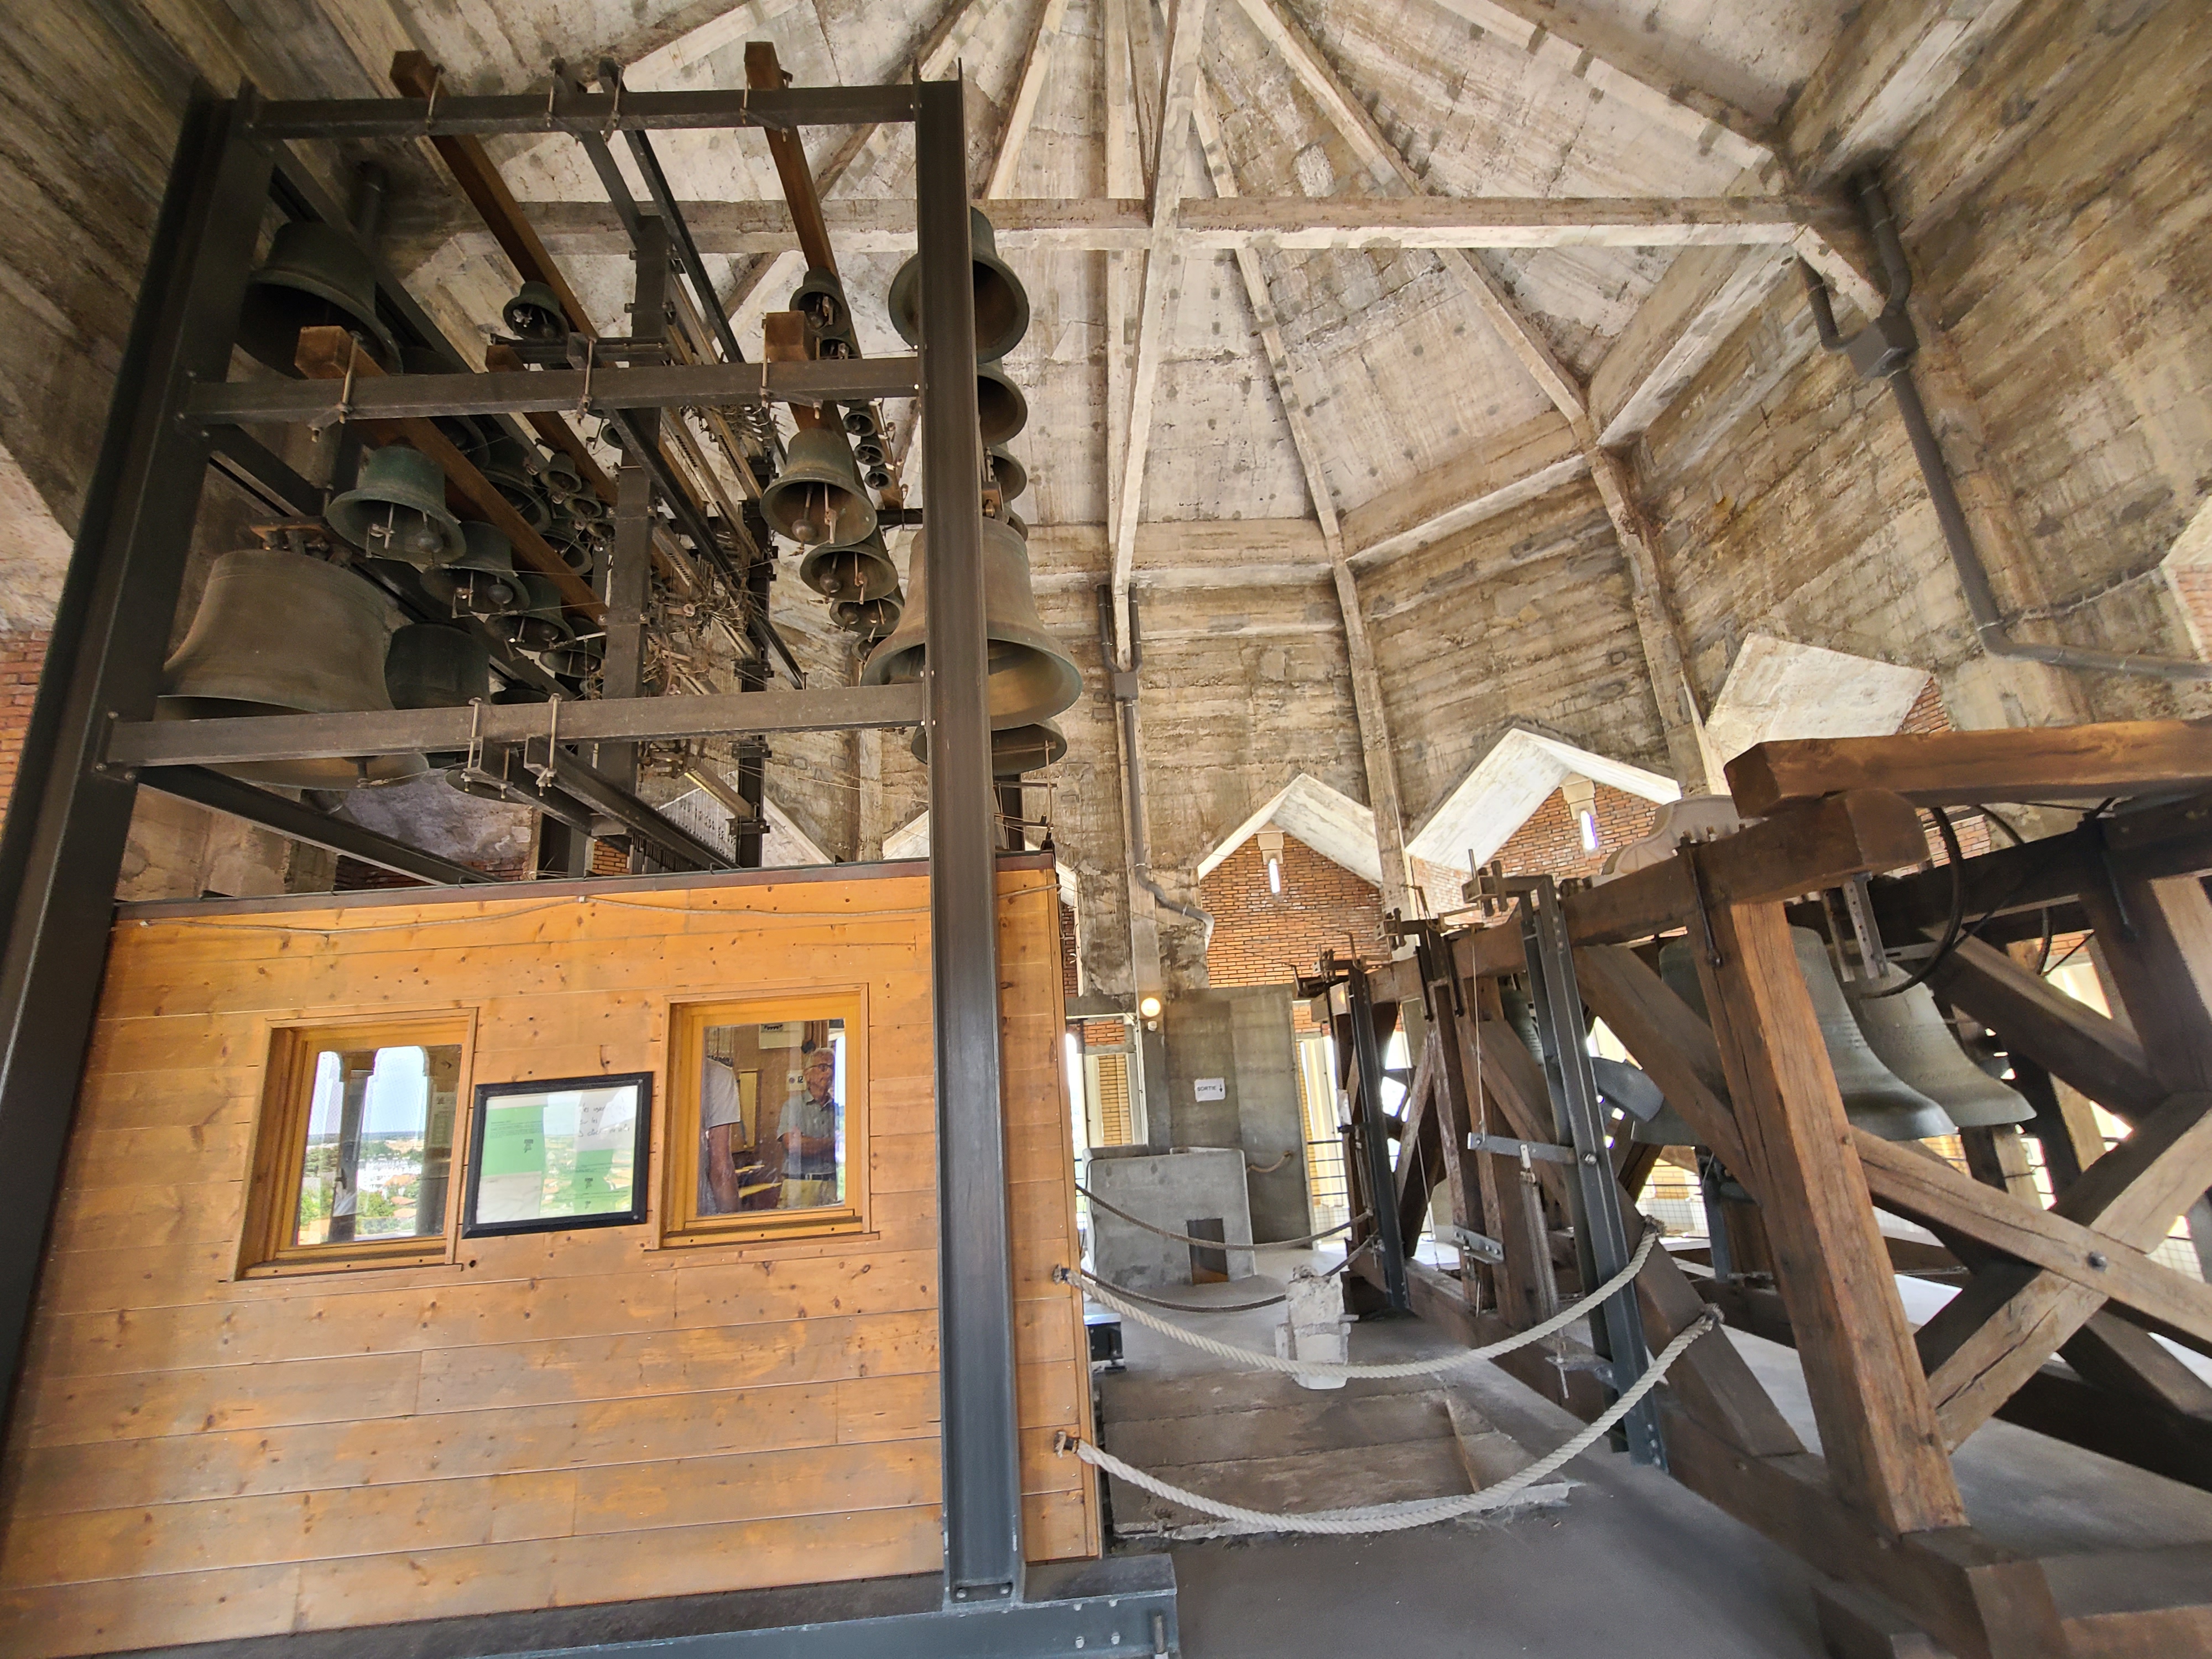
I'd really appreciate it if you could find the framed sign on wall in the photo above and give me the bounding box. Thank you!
[461,1072,653,1237]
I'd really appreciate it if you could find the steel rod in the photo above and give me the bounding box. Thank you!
[108,683,925,767]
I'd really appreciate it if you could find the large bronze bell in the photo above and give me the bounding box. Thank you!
[386,624,491,709]
[239,220,399,373]
[1590,1057,1699,1147]
[762,427,877,549]
[159,549,424,789]
[801,528,898,603]
[860,520,1081,729]
[911,716,1066,776]
[977,364,1028,447]
[327,445,465,567]
[886,206,1031,363]
[1848,980,2033,1128]
[1658,933,1954,1141]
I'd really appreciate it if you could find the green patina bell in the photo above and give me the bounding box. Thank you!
[886,206,1030,363]
[503,281,568,341]
[326,445,465,567]
[239,220,399,372]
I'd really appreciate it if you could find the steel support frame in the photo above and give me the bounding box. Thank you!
[1514,875,1665,1467]
[0,67,1174,1656]
[1347,963,1411,1311]
[137,766,495,886]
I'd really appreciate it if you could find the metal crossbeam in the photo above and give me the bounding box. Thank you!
[138,766,495,886]
[250,84,917,139]
[106,684,925,768]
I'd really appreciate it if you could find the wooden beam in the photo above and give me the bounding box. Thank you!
[1726,719,2212,816]
[1927,936,2165,1121]
[1342,414,1585,567]
[1694,895,1966,1535]
[1916,1091,2212,1447]
[389,52,595,336]
[1573,944,1749,1177]
[744,42,834,275]
[1855,1130,2212,1349]
[294,329,604,619]
[985,0,1072,201]
[1108,0,1209,667]
[1588,246,1794,448]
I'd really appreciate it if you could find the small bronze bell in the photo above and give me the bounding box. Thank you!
[326,444,466,567]
[843,405,879,439]
[762,427,878,549]
[834,591,902,640]
[541,633,604,681]
[977,364,1028,447]
[504,281,567,341]
[541,450,583,503]
[854,436,887,467]
[801,528,898,603]
[386,624,491,711]
[1848,980,2033,1128]
[910,717,1066,777]
[861,519,1081,729]
[887,206,1031,363]
[791,267,857,356]
[988,444,1028,503]
[481,434,552,532]
[239,220,399,373]
[159,549,424,789]
[421,521,519,616]
[508,572,572,654]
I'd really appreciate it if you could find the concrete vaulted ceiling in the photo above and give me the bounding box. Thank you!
[362,0,1860,598]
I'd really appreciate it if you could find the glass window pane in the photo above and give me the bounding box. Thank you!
[698,1018,846,1216]
[471,1080,644,1230]
[293,1041,462,1249]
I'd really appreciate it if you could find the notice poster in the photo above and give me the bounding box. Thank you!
[466,1078,648,1234]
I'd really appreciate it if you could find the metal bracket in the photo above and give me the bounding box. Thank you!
[1468,1132,1575,1165]
[1442,1224,1506,1265]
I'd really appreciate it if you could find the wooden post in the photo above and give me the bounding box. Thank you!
[1693,894,1968,1535]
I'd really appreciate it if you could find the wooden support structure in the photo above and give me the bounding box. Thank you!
[1310,717,2212,1656]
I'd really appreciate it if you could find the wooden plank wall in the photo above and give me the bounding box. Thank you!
[0,863,1096,1655]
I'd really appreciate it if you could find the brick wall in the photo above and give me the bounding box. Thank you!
[0,629,49,816]
[1490,782,1663,883]
[1201,833,1390,990]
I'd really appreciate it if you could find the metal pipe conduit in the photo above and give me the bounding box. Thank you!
[1096,587,1214,946]
[1802,173,2212,682]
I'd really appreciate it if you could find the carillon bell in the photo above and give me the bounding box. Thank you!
[238,220,399,373]
[834,591,901,640]
[1848,980,2033,1128]
[910,717,1066,777]
[158,549,423,789]
[385,624,491,710]
[421,521,519,616]
[762,426,877,549]
[1658,933,1955,1141]
[508,572,572,654]
[860,519,1080,729]
[326,444,466,567]
[977,363,1028,446]
[542,450,583,503]
[854,436,888,467]
[544,519,595,575]
[886,205,1031,363]
[482,434,552,531]
[541,633,604,681]
[792,267,857,356]
[503,281,567,341]
[844,405,879,439]
[988,444,1028,503]
[801,528,898,603]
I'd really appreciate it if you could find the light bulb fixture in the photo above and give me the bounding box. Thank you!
[1138,994,1164,1021]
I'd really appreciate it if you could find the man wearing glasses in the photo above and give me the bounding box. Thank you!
[779,1042,841,1208]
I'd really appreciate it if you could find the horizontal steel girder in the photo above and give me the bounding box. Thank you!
[187,358,915,427]
[107,684,926,768]
[250,84,918,140]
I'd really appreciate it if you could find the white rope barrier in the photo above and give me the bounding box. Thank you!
[1061,1309,1721,1536]
[1061,1226,1662,1381]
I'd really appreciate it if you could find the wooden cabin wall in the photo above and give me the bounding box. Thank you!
[0,861,1095,1655]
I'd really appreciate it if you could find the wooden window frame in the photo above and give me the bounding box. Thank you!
[662,989,870,1247]
[238,1013,478,1278]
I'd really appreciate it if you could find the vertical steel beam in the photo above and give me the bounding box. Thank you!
[1517,877,1664,1466]
[1346,964,1411,1310]
[602,216,669,813]
[0,92,273,1414]
[735,504,771,869]
[918,75,1025,1606]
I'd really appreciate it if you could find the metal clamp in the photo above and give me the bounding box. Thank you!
[1442,1224,1506,1264]
[524,695,562,788]
[1468,1131,1575,1165]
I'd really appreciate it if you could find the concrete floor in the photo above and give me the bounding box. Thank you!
[1117,1247,2212,1658]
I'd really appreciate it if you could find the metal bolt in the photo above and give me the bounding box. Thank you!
[2088,1251,2109,1271]
[1581,1152,1598,1166]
